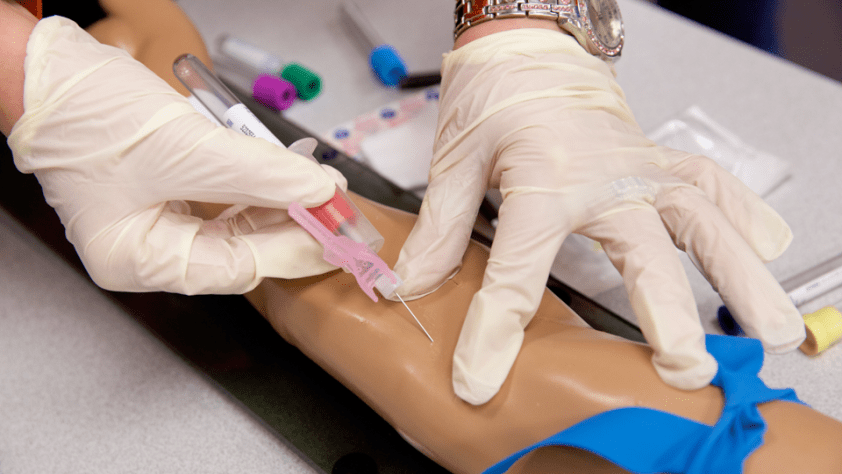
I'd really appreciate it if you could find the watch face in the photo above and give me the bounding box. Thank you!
[585,0,624,52]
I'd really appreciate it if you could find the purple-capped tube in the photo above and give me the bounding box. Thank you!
[217,35,322,101]
[212,56,296,112]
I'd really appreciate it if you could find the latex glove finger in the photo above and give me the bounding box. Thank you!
[391,154,489,299]
[582,207,719,391]
[204,204,295,237]
[655,186,806,353]
[115,118,341,210]
[86,202,335,295]
[190,207,337,291]
[452,191,570,405]
[197,202,347,284]
[665,150,792,261]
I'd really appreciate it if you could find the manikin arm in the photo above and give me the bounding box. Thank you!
[248,196,842,474]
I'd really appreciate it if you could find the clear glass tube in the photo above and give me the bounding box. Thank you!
[780,251,842,307]
[173,54,384,252]
[213,55,263,93]
[173,54,241,124]
[339,0,407,86]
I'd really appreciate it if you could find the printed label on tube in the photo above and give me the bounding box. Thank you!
[222,104,284,148]
[789,267,842,307]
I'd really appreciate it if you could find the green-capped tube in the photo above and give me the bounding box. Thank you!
[281,63,322,101]
[217,35,322,101]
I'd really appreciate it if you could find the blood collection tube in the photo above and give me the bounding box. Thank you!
[173,54,384,252]
[217,35,322,101]
[340,0,407,87]
[213,57,297,112]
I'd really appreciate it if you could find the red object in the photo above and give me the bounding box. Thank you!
[306,190,355,233]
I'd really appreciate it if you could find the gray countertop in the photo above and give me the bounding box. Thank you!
[0,208,323,473]
[2,0,840,472]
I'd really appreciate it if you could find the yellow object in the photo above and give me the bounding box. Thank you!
[800,306,842,355]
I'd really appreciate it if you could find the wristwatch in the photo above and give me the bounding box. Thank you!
[454,0,624,59]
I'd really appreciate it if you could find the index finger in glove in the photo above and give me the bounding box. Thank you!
[126,117,342,211]
[452,191,571,405]
[392,154,488,299]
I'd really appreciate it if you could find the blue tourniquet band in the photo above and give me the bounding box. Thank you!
[483,335,804,474]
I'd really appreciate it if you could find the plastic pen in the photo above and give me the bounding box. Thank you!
[399,72,442,90]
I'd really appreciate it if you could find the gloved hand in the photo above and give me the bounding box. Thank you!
[392,29,806,405]
[7,17,346,295]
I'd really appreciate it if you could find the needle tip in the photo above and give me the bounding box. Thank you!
[396,293,434,343]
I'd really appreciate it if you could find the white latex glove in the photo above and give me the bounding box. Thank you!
[392,29,805,405]
[7,17,347,295]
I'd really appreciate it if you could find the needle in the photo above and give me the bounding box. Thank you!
[395,293,434,343]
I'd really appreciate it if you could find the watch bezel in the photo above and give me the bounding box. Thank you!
[562,0,624,59]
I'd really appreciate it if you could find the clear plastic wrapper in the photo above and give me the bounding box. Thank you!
[648,106,791,197]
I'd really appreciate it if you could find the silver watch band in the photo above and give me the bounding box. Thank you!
[454,0,623,59]
[454,0,575,40]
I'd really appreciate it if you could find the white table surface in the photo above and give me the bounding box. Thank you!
[2,0,840,471]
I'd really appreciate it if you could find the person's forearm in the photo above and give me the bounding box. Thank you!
[0,0,38,136]
[454,16,567,49]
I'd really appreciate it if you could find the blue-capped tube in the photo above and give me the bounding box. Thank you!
[340,0,408,86]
